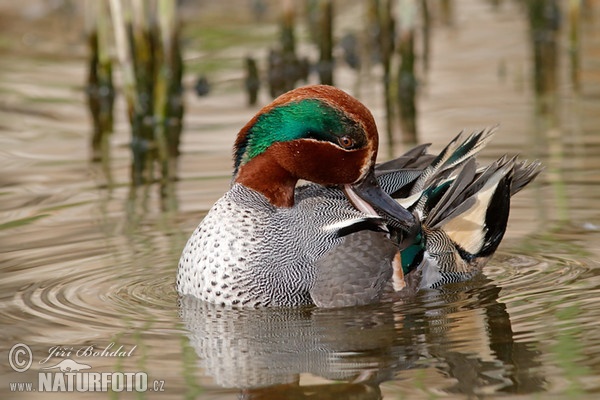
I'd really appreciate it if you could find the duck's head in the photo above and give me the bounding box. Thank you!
[233,84,416,234]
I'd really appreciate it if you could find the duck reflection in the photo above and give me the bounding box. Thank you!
[179,276,544,398]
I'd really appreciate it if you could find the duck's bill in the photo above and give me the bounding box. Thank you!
[343,168,417,234]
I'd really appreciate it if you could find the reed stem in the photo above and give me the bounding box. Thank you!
[105,0,183,185]
[396,0,418,145]
[318,0,334,85]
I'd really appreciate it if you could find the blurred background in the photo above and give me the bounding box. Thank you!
[1,1,600,399]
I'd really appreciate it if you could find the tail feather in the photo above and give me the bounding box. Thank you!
[439,160,514,256]
[511,160,543,195]
[373,127,543,291]
[425,158,478,229]
[442,156,514,222]
[478,170,513,257]
[408,132,464,196]
[410,127,497,196]
[444,127,497,168]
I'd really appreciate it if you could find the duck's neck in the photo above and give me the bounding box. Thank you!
[234,152,297,208]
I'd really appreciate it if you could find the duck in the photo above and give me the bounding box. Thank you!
[177,84,541,308]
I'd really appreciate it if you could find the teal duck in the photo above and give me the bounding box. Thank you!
[177,85,541,307]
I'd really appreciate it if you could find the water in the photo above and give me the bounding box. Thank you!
[1,1,600,399]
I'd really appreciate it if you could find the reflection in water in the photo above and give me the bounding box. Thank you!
[179,275,544,397]
[528,0,569,227]
[86,1,115,165]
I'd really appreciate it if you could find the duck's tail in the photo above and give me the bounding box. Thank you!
[377,127,497,208]
[376,129,542,289]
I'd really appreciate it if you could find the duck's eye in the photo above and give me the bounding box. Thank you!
[338,136,355,149]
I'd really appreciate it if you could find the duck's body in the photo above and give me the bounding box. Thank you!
[178,183,394,307]
[177,85,541,308]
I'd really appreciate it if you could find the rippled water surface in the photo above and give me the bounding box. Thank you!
[1,1,600,399]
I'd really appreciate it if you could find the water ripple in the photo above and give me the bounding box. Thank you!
[481,253,600,347]
[9,251,594,338]
[487,252,593,299]
[5,239,600,396]
[11,259,179,337]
